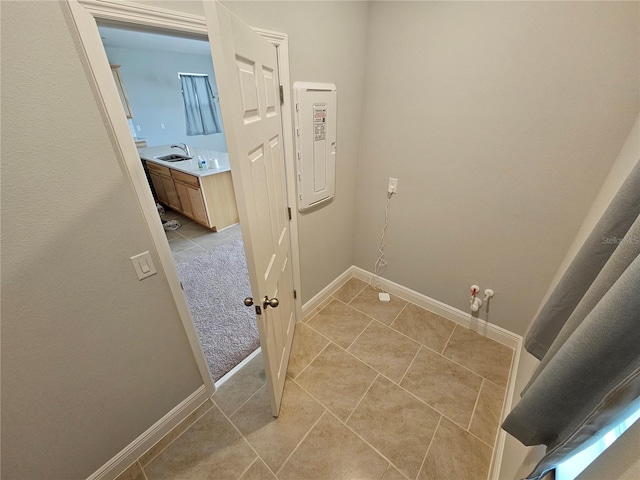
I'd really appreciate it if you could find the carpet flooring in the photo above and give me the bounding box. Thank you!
[175,238,259,382]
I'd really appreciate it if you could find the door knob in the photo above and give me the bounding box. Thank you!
[263,296,279,309]
[244,297,254,307]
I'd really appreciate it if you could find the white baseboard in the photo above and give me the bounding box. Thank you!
[302,265,523,480]
[87,385,210,480]
[301,267,353,318]
[350,266,521,349]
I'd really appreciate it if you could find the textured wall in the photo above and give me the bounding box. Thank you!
[1,2,204,478]
[354,1,639,335]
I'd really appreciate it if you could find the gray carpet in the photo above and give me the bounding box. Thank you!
[175,238,259,382]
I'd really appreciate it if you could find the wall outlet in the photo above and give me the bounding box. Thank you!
[388,177,398,194]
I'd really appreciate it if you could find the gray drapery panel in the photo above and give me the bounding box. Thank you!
[525,161,640,359]
[179,74,222,136]
[502,160,640,480]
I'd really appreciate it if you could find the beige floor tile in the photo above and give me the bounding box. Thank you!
[295,343,377,420]
[239,459,276,479]
[278,412,388,480]
[306,299,372,349]
[347,321,420,382]
[349,287,407,325]
[221,223,243,239]
[332,277,369,303]
[144,405,256,480]
[171,245,207,264]
[115,461,145,480]
[382,465,407,480]
[168,236,199,253]
[213,352,266,415]
[164,229,181,240]
[287,322,330,379]
[176,221,213,238]
[401,348,482,428]
[419,417,492,480]
[442,325,513,388]
[190,231,234,249]
[231,381,325,472]
[140,399,213,466]
[469,380,506,446]
[303,296,335,323]
[391,303,455,353]
[347,377,441,479]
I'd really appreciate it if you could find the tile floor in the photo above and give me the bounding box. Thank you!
[117,277,514,480]
[161,208,243,264]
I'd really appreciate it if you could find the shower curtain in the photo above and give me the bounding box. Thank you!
[502,159,640,480]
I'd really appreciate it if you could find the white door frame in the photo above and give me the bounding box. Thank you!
[66,0,302,396]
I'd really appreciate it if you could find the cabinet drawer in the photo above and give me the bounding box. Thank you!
[171,169,200,187]
[145,161,171,177]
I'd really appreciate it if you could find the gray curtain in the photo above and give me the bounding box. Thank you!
[502,159,640,480]
[180,74,222,136]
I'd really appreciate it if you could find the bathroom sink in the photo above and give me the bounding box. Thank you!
[154,154,193,162]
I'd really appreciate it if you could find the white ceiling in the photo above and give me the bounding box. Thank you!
[98,25,211,55]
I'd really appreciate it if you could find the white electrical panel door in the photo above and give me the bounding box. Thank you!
[293,82,337,212]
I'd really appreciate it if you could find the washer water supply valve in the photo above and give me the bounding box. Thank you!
[470,285,483,312]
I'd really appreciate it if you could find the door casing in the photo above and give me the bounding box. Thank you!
[66,0,302,396]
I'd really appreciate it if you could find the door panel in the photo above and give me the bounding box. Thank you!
[206,1,295,416]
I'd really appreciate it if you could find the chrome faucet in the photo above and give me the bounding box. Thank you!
[170,143,190,156]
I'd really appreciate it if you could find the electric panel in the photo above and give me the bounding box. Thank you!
[293,82,337,212]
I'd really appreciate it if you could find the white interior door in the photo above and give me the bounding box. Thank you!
[205,1,295,416]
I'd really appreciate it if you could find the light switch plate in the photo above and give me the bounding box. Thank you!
[130,251,157,280]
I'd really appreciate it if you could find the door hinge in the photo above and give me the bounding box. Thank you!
[293,289,297,299]
[255,305,262,315]
[279,85,284,105]
[287,207,292,220]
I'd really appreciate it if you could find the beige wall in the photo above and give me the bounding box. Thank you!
[220,1,370,303]
[355,1,639,335]
[1,2,205,478]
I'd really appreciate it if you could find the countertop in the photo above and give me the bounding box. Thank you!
[139,145,231,178]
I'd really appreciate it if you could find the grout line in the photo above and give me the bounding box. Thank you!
[483,376,508,391]
[345,319,374,351]
[440,324,456,354]
[137,460,150,480]
[388,300,408,326]
[468,379,484,431]
[415,415,442,480]
[345,373,379,424]
[139,399,214,468]
[228,383,267,419]
[388,302,408,328]
[275,408,328,477]
[319,403,414,479]
[236,457,259,479]
[291,341,331,380]
[213,401,279,479]
[345,282,369,304]
[399,346,422,384]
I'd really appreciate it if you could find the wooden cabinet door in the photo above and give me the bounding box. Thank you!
[185,184,208,225]
[174,180,210,227]
[174,181,192,218]
[148,171,168,205]
[161,176,181,211]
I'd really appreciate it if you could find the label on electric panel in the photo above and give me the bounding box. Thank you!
[314,105,327,141]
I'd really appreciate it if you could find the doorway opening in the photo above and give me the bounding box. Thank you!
[97,23,258,382]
